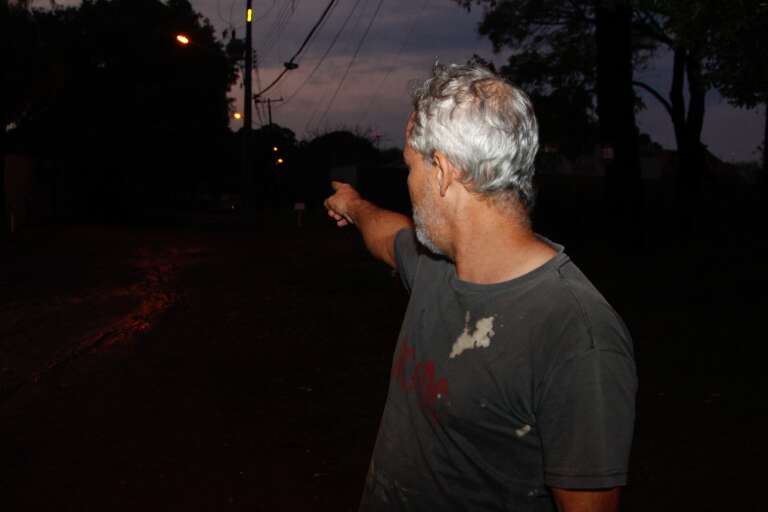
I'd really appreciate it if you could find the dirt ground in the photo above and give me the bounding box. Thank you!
[1,209,766,511]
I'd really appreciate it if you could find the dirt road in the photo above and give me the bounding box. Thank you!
[1,212,765,510]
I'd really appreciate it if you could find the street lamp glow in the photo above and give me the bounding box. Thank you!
[276,158,284,165]
[175,34,190,45]
[272,146,278,152]
[233,112,242,120]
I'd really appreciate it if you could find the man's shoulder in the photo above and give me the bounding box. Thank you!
[543,258,633,356]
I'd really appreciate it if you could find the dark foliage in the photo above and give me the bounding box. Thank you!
[3,0,237,216]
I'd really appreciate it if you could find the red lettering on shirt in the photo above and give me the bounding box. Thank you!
[411,361,449,411]
[391,339,449,421]
[392,339,416,390]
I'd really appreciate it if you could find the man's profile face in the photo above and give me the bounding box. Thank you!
[403,139,446,256]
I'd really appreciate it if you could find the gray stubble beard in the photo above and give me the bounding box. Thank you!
[412,207,446,257]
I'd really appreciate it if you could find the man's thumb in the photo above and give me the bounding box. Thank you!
[330,180,346,191]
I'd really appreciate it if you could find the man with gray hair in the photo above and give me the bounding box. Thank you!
[324,63,636,512]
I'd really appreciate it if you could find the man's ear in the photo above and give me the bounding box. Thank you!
[433,151,461,197]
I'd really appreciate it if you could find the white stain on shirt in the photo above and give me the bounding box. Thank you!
[449,312,496,358]
[515,424,532,438]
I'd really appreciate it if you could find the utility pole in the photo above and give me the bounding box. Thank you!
[254,97,284,126]
[242,0,255,214]
[244,0,253,133]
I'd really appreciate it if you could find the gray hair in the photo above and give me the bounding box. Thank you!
[408,62,539,209]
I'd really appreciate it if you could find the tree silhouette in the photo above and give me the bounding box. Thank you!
[707,0,768,175]
[456,0,744,203]
[3,0,237,217]
[458,1,643,232]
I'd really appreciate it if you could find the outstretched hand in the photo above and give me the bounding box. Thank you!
[324,181,361,227]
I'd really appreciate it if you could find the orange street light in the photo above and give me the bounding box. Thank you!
[272,146,278,152]
[276,158,284,165]
[233,112,242,120]
[175,34,190,45]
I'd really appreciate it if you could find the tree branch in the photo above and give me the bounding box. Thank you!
[632,80,674,121]
[565,0,593,24]
[633,10,675,47]
[670,47,687,148]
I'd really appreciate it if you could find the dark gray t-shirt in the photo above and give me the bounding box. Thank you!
[360,229,637,512]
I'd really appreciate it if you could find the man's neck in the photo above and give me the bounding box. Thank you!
[450,206,557,285]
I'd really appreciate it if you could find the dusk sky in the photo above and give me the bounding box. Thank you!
[47,0,764,162]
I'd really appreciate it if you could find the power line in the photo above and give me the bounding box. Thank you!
[269,0,339,103]
[254,51,268,123]
[216,0,234,29]
[227,0,290,38]
[259,1,295,56]
[299,0,342,64]
[302,0,374,134]
[314,0,386,130]
[357,0,430,127]
[290,0,339,62]
[255,0,340,97]
[281,0,366,106]
[254,0,280,22]
[227,0,239,31]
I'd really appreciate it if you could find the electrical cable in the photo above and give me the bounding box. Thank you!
[293,0,340,65]
[254,50,266,127]
[280,0,365,106]
[255,69,289,97]
[260,1,294,55]
[255,0,340,97]
[314,0,386,130]
[216,0,233,29]
[289,0,339,62]
[357,0,430,127]
[252,1,296,105]
[254,50,268,122]
[275,1,315,68]
[228,0,239,31]
[302,0,374,134]
[263,0,337,65]
[254,0,279,22]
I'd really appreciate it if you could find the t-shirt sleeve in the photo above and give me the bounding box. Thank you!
[536,347,637,489]
[394,228,421,293]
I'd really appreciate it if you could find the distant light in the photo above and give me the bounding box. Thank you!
[176,34,190,45]
[246,8,253,23]
[233,112,242,120]
[272,146,278,152]
[276,158,284,165]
